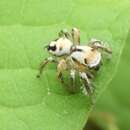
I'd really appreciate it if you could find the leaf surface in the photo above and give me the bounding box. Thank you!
[94,29,130,130]
[0,0,130,130]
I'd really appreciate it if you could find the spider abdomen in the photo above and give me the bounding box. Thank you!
[70,45,101,69]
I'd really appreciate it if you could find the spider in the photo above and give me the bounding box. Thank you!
[36,28,112,96]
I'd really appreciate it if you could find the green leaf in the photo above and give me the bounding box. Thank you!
[94,29,130,130]
[0,0,130,130]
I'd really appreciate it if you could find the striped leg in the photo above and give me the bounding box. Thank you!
[69,69,76,93]
[71,27,80,45]
[79,72,94,96]
[58,29,71,39]
[88,39,112,54]
[37,57,57,78]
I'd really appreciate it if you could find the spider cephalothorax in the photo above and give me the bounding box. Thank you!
[37,28,112,96]
[47,37,73,56]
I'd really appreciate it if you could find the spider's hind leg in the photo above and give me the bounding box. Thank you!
[88,39,112,54]
[79,72,95,104]
[79,72,94,96]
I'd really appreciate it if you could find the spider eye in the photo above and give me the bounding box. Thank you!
[47,45,57,51]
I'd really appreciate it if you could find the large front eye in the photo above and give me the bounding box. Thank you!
[47,45,57,51]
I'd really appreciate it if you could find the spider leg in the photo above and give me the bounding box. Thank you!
[69,69,76,93]
[86,71,94,79]
[71,27,80,45]
[57,59,67,83]
[37,57,57,78]
[79,72,94,96]
[57,72,64,83]
[58,29,71,39]
[88,39,112,54]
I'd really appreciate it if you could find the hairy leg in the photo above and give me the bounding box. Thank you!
[88,38,112,54]
[69,69,76,93]
[86,71,94,79]
[79,72,94,96]
[71,27,80,45]
[58,29,71,40]
[57,59,67,83]
[37,57,57,78]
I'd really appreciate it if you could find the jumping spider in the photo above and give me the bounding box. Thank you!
[37,28,112,96]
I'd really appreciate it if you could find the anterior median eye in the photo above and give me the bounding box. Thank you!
[48,45,57,51]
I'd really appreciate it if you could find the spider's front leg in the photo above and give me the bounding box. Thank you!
[37,57,57,78]
[71,27,80,45]
[57,59,67,83]
[88,39,112,54]
[79,72,94,96]
[58,29,71,40]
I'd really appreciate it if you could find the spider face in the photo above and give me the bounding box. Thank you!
[47,41,57,53]
[47,37,73,57]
